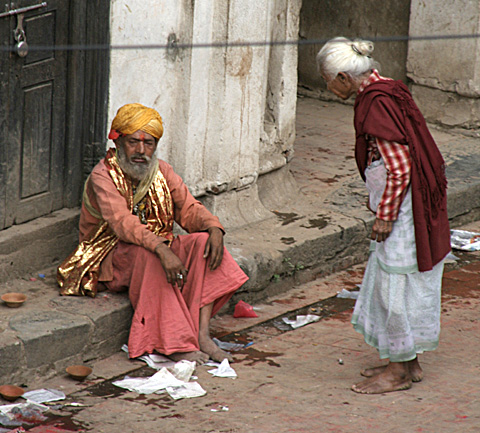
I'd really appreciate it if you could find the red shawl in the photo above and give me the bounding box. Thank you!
[354,79,450,272]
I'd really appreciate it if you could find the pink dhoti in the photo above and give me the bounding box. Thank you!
[106,232,248,358]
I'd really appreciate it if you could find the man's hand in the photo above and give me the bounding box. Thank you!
[155,243,188,288]
[204,227,224,270]
[371,218,393,243]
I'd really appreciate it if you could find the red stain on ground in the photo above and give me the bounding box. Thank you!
[27,427,76,433]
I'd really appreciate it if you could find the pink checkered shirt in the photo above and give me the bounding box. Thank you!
[359,70,412,221]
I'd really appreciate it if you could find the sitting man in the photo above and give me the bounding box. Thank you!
[58,103,249,364]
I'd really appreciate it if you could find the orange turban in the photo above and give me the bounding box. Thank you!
[108,103,164,140]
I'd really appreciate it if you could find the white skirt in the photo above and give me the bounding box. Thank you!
[351,160,444,362]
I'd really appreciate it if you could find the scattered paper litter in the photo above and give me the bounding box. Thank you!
[210,405,229,412]
[273,319,293,331]
[336,289,359,299]
[0,402,48,415]
[208,358,237,379]
[165,382,206,400]
[23,389,65,404]
[121,344,173,369]
[112,360,206,399]
[113,368,185,394]
[169,360,196,382]
[0,402,49,428]
[212,337,245,351]
[282,314,320,329]
[450,229,480,251]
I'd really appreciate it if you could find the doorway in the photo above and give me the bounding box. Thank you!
[0,0,110,230]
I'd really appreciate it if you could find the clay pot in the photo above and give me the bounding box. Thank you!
[1,292,27,308]
[66,365,93,381]
[0,385,25,401]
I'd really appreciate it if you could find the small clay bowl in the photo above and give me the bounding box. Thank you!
[1,293,27,308]
[0,385,25,401]
[66,365,92,381]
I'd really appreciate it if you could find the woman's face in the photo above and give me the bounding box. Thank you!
[322,71,357,100]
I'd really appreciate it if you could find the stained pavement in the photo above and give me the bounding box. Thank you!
[5,222,480,432]
[1,97,480,423]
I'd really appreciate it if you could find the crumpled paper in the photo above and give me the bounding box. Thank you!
[165,382,206,400]
[212,337,245,351]
[0,402,48,428]
[112,361,205,400]
[23,389,65,404]
[450,229,480,251]
[121,344,173,369]
[113,368,185,394]
[336,289,359,299]
[282,314,320,329]
[207,359,237,379]
[169,360,196,382]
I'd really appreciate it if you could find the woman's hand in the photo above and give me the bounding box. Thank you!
[371,218,393,242]
[366,196,376,214]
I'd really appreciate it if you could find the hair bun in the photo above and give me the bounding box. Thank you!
[351,40,374,57]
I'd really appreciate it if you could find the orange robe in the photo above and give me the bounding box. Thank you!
[80,156,248,357]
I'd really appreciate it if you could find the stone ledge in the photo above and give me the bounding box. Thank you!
[0,209,80,284]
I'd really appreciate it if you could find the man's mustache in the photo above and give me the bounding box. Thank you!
[129,154,151,163]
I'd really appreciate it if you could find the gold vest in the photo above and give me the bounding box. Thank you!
[57,149,174,297]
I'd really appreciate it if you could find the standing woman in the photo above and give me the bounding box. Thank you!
[317,37,450,394]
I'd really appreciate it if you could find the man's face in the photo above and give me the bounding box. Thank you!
[116,130,158,182]
[122,130,157,161]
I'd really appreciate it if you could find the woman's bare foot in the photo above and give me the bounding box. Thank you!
[352,362,412,394]
[407,358,423,382]
[361,364,388,378]
[361,358,423,382]
[199,334,233,363]
[168,351,209,365]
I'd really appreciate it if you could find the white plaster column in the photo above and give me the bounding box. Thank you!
[260,0,301,175]
[108,0,193,161]
[108,0,302,228]
[407,0,480,127]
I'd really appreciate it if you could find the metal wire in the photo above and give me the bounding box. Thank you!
[2,32,480,53]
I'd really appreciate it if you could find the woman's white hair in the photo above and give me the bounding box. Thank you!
[316,36,379,80]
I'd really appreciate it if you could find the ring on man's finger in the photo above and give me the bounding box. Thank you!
[177,273,183,279]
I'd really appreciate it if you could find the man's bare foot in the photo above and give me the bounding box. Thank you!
[361,359,423,382]
[168,351,209,365]
[199,334,233,363]
[352,362,412,394]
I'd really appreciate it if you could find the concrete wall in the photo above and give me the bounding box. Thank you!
[108,0,301,228]
[407,0,480,128]
[298,0,411,98]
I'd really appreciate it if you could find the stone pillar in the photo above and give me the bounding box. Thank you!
[108,1,194,163]
[407,0,480,128]
[108,0,301,228]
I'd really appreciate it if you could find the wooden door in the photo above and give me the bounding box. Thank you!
[1,0,69,228]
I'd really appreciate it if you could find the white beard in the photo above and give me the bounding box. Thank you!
[116,145,156,182]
